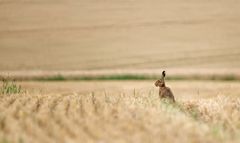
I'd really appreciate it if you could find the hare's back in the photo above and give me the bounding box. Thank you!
[160,87,172,95]
[165,87,174,97]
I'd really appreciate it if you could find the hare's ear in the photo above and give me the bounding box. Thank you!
[162,71,166,78]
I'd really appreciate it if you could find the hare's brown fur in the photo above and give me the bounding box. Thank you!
[155,71,175,102]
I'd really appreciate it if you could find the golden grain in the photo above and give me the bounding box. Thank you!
[0,81,240,143]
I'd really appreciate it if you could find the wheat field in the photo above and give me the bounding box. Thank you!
[0,81,240,143]
[1,0,240,70]
[1,0,240,142]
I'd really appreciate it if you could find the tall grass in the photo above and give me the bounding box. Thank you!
[0,79,22,95]
[0,82,239,143]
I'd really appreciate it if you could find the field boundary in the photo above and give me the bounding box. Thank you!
[0,69,240,81]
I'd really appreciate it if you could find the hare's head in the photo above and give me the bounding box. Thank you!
[155,71,166,87]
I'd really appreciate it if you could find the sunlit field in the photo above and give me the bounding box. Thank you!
[1,0,240,70]
[1,0,240,143]
[0,81,240,143]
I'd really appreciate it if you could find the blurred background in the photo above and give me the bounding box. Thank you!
[1,1,240,143]
[0,0,240,76]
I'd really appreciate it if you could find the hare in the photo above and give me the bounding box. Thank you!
[155,71,175,102]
